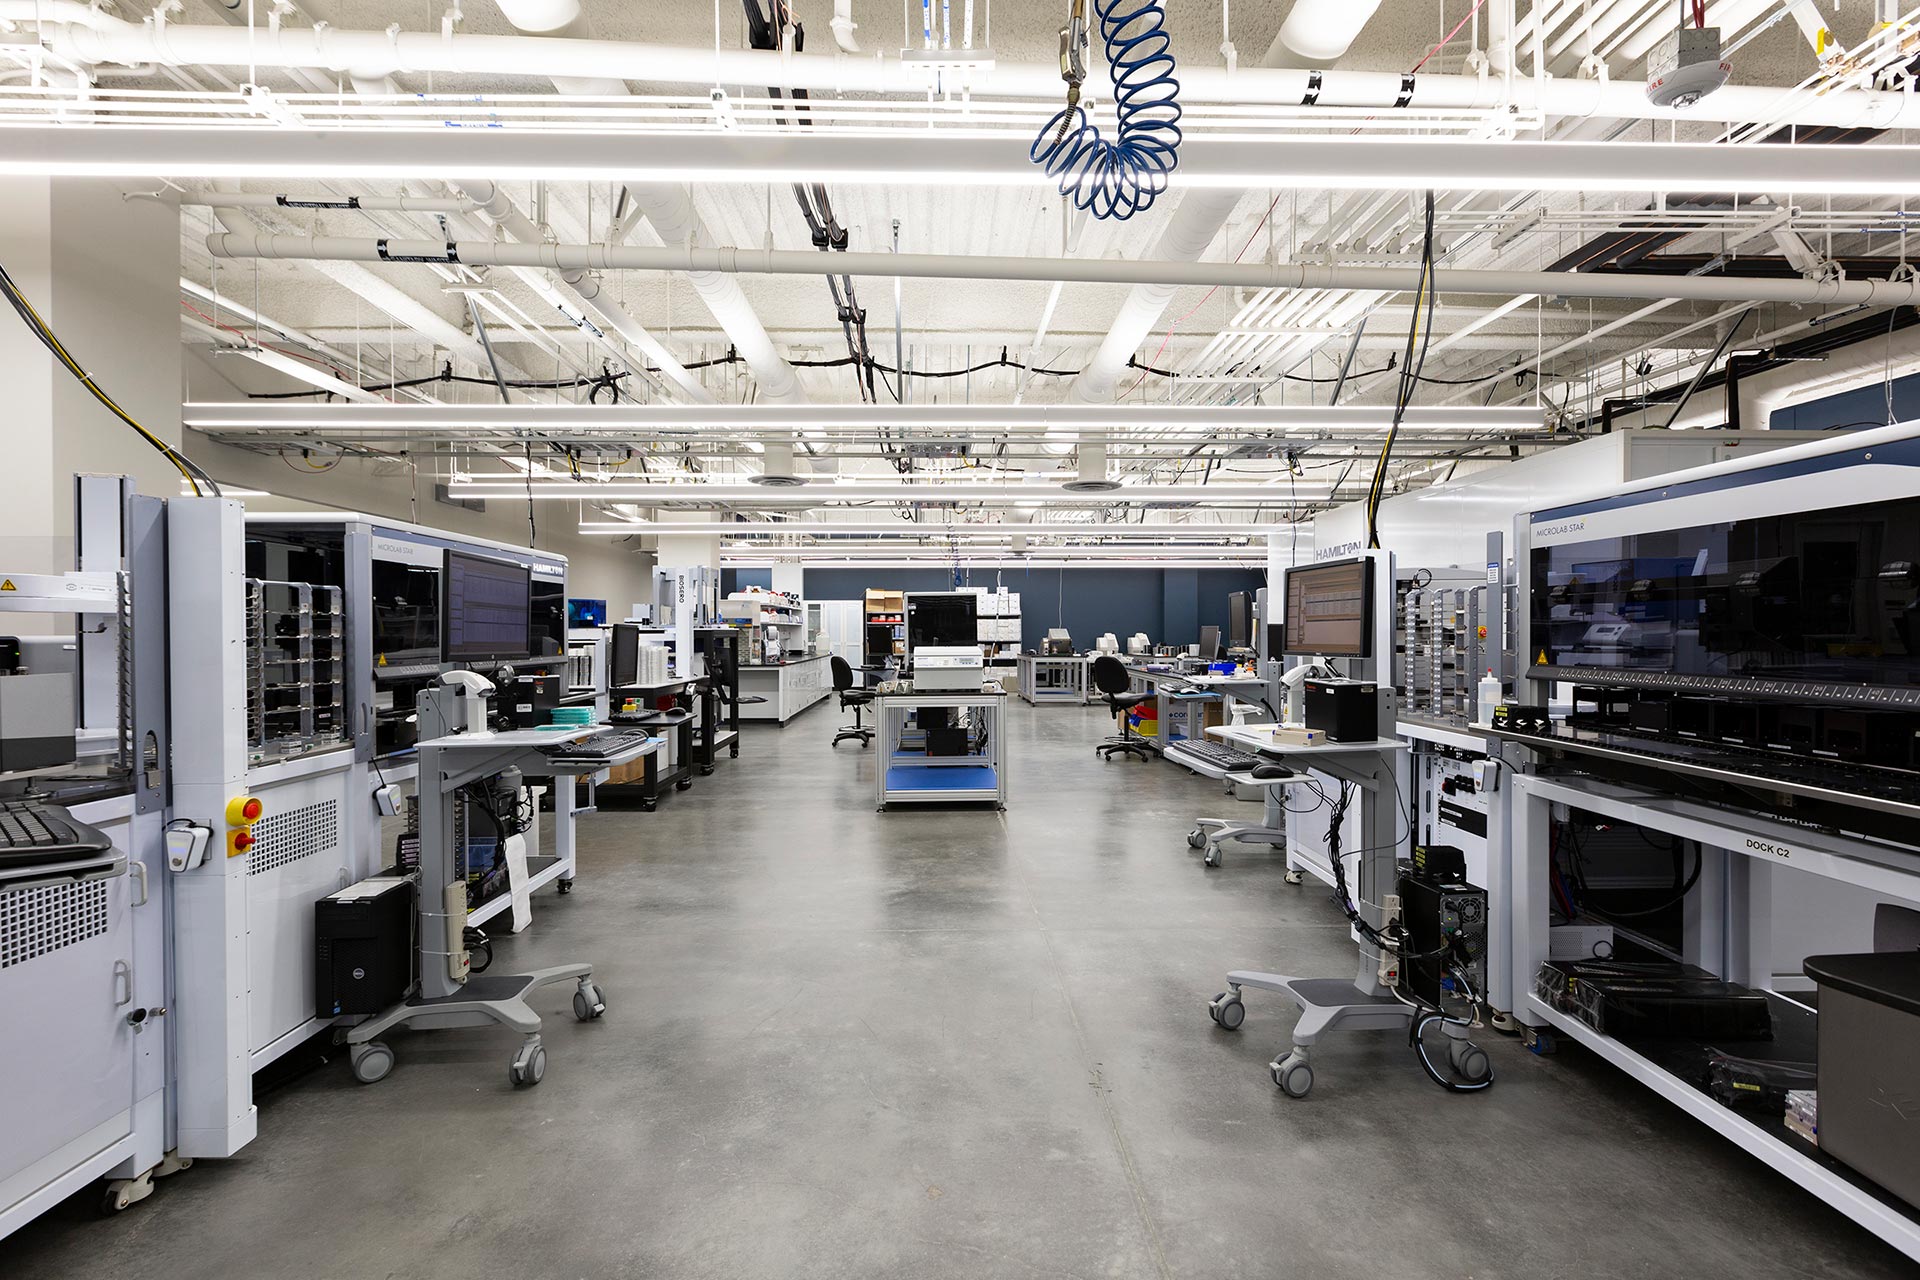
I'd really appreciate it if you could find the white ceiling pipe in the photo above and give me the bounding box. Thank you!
[1067,4,1381,406]
[199,189,502,369]
[622,182,805,404]
[491,0,628,96]
[4,1,1918,129]
[830,0,862,54]
[453,177,712,403]
[182,192,474,213]
[179,278,420,389]
[201,232,1920,308]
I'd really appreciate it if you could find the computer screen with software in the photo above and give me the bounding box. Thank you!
[1281,559,1374,658]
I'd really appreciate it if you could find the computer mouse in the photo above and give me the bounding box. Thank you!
[1251,763,1295,781]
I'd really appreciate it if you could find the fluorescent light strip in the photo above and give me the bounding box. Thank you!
[11,130,1920,197]
[183,401,1543,435]
[582,520,1294,536]
[465,480,1336,503]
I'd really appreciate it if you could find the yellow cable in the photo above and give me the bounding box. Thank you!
[4,273,202,494]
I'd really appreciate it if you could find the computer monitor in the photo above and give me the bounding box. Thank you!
[567,597,606,627]
[906,592,978,648]
[1227,592,1250,650]
[1281,558,1374,659]
[443,550,532,662]
[1199,625,1222,658]
[609,622,641,688]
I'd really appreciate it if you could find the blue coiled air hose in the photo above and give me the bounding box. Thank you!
[1029,0,1183,221]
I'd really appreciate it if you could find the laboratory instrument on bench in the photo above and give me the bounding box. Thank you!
[1207,553,1494,1096]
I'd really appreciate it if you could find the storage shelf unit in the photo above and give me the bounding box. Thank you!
[1510,773,1920,1264]
[864,588,905,666]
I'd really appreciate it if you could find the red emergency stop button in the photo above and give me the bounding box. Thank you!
[226,796,263,826]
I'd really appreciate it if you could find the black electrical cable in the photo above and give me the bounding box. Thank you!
[1367,191,1437,550]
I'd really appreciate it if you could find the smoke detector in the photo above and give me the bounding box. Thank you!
[1646,25,1730,109]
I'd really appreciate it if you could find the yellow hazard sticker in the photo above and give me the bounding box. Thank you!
[0,579,14,591]
[1535,649,1548,665]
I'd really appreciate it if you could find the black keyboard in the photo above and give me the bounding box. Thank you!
[1174,740,1261,772]
[544,729,656,763]
[0,799,114,867]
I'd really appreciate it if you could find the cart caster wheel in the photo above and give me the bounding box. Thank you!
[509,1040,546,1088]
[1283,869,1304,886]
[700,767,715,776]
[641,801,657,812]
[1187,829,1206,850]
[101,1172,154,1215]
[1455,1045,1493,1086]
[556,878,574,895]
[350,1040,395,1085]
[675,779,694,791]
[1271,1055,1313,1098]
[573,982,606,1021]
[1208,993,1245,1031]
[1204,847,1221,869]
[730,748,740,758]
[154,1152,192,1178]
[1527,1029,1558,1056]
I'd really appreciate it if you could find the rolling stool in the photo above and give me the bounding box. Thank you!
[831,655,874,747]
[1091,654,1155,762]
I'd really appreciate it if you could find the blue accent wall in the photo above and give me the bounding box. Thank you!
[1768,369,1920,430]
[801,566,1265,651]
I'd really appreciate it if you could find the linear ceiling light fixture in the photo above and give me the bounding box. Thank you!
[182,402,1544,436]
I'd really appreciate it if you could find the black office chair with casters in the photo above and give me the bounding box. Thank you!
[1091,655,1155,762]
[831,655,874,747]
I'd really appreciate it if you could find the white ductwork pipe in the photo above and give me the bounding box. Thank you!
[1068,0,1379,406]
[180,315,390,402]
[204,231,1920,308]
[621,183,805,404]
[830,0,862,54]
[4,2,1917,129]
[491,0,631,97]
[454,178,713,403]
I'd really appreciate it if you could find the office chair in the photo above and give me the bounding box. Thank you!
[831,655,874,748]
[1090,654,1155,762]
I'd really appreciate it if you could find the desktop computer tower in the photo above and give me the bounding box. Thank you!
[1396,869,1487,1007]
[315,875,416,1017]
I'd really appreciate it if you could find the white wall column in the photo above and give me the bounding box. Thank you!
[0,178,181,574]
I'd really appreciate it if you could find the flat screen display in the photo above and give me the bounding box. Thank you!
[444,551,531,662]
[1528,494,1920,694]
[1282,559,1374,658]
[907,592,979,648]
[567,598,607,627]
[371,558,441,670]
[609,622,641,688]
[1227,592,1250,650]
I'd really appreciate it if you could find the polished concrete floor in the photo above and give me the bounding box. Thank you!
[12,700,1913,1278]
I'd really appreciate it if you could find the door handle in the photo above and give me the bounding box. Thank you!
[129,859,149,907]
[112,958,133,1007]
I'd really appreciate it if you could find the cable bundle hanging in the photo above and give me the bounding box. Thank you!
[1030,0,1183,221]
[1365,191,1437,549]
[1,259,220,496]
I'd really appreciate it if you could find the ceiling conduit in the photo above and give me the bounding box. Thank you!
[488,0,806,407]
[4,1,1916,129]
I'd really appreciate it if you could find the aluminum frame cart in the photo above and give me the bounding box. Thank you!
[343,692,642,1088]
[874,688,1007,809]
